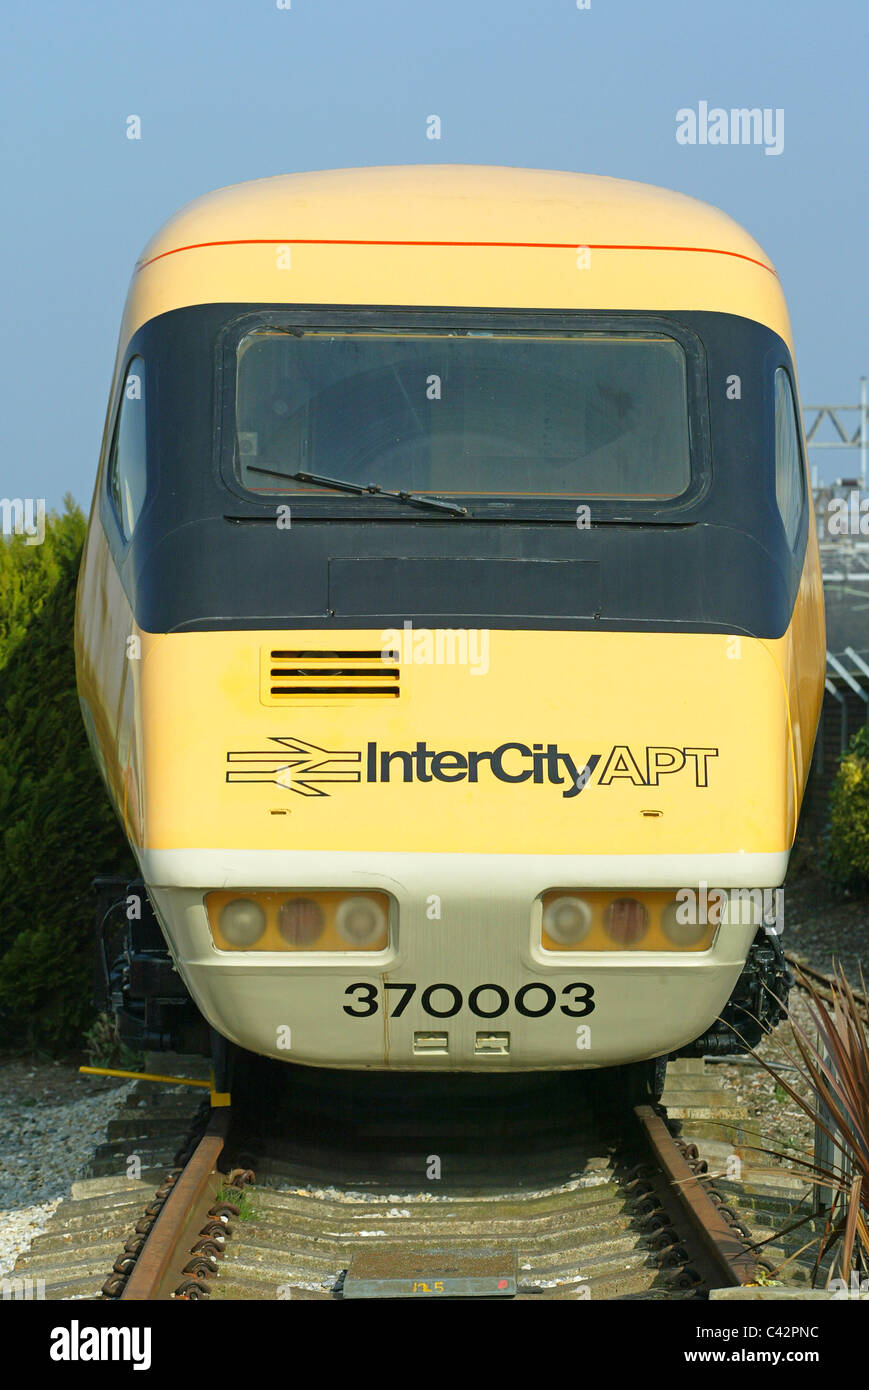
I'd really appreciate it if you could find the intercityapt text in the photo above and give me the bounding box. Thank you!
[365,742,718,798]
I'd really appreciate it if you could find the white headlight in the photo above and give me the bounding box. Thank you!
[219,898,266,947]
[335,896,387,945]
[661,900,711,947]
[543,895,592,945]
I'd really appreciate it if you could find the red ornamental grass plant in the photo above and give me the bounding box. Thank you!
[743,964,869,1286]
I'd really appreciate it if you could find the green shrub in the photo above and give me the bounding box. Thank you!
[826,725,869,890]
[0,501,135,1053]
[84,1012,144,1071]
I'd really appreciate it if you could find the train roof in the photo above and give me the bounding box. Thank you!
[119,165,792,347]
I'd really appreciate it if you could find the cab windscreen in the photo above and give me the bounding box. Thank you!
[234,328,691,502]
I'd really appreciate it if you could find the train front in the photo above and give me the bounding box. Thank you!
[76,168,825,1073]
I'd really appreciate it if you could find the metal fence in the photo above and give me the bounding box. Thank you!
[820,648,869,762]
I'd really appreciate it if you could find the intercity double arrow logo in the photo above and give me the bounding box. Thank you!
[226,737,362,797]
[226,736,719,800]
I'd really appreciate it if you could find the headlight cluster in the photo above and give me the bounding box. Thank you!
[205,890,390,952]
[541,890,718,952]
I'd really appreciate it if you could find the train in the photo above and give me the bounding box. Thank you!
[75,165,825,1100]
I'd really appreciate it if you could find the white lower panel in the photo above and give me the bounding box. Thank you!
[143,845,765,1069]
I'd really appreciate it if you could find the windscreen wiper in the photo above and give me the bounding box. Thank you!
[246,466,468,516]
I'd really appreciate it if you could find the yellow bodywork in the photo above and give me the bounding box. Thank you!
[76,606,823,862]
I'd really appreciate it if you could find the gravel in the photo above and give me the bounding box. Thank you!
[781,870,869,984]
[0,1061,134,1278]
[710,991,820,1172]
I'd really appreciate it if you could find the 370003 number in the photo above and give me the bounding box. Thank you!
[342,981,595,1019]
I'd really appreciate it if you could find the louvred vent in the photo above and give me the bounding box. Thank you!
[261,649,401,701]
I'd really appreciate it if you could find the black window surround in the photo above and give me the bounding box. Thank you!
[90,304,811,639]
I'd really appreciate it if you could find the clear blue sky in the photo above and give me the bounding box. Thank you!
[3,0,866,511]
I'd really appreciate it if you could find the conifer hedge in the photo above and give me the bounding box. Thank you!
[0,502,134,1053]
[827,725,869,891]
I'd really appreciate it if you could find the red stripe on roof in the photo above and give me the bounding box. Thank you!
[137,236,777,275]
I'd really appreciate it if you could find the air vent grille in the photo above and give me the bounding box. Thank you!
[261,648,401,702]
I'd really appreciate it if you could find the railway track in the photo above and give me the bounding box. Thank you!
[129,1109,760,1301]
[11,1053,840,1301]
[81,1064,770,1302]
